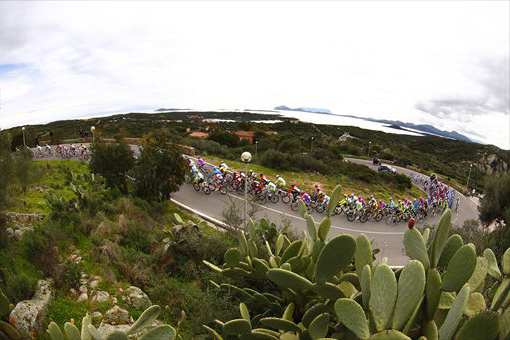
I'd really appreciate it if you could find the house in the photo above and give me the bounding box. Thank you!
[338,132,356,142]
[189,131,208,138]
[235,131,255,144]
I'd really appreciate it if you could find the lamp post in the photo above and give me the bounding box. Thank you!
[241,151,252,231]
[311,137,314,153]
[368,141,371,157]
[22,126,26,147]
[90,126,96,143]
[255,141,258,158]
[466,163,473,193]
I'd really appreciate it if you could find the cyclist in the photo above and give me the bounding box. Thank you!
[260,173,270,186]
[379,200,387,210]
[455,197,460,212]
[388,197,395,209]
[197,156,205,169]
[301,192,311,205]
[413,199,419,213]
[219,162,228,177]
[193,171,205,185]
[355,198,363,212]
[275,175,286,189]
[290,183,301,200]
[266,181,277,194]
[45,144,52,154]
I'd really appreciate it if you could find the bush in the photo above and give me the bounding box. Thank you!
[292,154,327,174]
[22,226,59,277]
[89,139,135,194]
[56,260,82,290]
[134,131,187,201]
[278,138,301,153]
[208,130,239,148]
[260,150,290,170]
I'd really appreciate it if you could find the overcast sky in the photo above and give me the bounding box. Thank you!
[1,1,509,148]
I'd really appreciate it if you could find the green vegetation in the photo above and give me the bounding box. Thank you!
[133,131,187,201]
[7,110,508,194]
[202,154,422,201]
[201,196,510,339]
[89,138,135,194]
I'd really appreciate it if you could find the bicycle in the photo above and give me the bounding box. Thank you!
[192,180,212,195]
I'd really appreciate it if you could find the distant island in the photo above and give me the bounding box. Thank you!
[274,105,472,143]
[274,105,332,114]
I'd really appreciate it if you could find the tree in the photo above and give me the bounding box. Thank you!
[133,131,187,201]
[89,138,135,194]
[13,149,33,192]
[479,174,510,227]
[208,130,239,148]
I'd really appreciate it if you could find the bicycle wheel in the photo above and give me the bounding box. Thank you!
[290,202,298,211]
[257,192,267,205]
[385,215,393,225]
[334,206,342,215]
[316,204,325,214]
[203,187,211,195]
[359,214,368,223]
[281,193,290,204]
[374,213,383,222]
[347,212,356,222]
[270,194,279,204]
[306,205,313,214]
[219,186,227,195]
[193,183,200,191]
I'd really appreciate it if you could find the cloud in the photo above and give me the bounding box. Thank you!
[415,56,510,122]
[0,1,509,149]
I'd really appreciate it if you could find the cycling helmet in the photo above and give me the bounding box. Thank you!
[315,184,318,188]
[276,175,280,178]
[291,182,295,186]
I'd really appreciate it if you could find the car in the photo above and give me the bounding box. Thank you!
[378,164,397,174]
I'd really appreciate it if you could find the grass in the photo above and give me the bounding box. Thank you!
[8,160,89,214]
[202,155,423,201]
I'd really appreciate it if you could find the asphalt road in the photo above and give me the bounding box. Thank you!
[32,145,480,266]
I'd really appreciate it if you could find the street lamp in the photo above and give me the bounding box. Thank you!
[368,141,371,157]
[255,141,258,158]
[466,163,473,193]
[241,151,252,231]
[90,126,96,143]
[22,126,26,147]
[311,137,314,153]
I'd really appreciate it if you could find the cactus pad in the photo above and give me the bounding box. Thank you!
[127,305,161,335]
[139,325,176,340]
[309,313,330,340]
[334,298,370,339]
[392,260,426,330]
[483,248,502,280]
[313,282,345,301]
[302,302,328,328]
[318,217,331,241]
[305,214,317,241]
[464,292,486,317]
[503,247,510,275]
[403,228,430,271]
[425,268,442,320]
[316,234,356,283]
[267,268,313,291]
[260,317,301,333]
[437,234,464,268]
[466,257,488,291]
[223,319,252,335]
[328,185,343,217]
[361,264,372,310]
[438,284,470,340]
[281,241,303,264]
[430,209,451,268]
[369,263,398,332]
[442,244,476,292]
[454,311,499,340]
[369,330,410,339]
[225,248,243,268]
[355,234,373,281]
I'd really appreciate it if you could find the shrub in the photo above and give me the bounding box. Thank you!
[292,154,327,173]
[278,138,302,153]
[55,260,82,290]
[13,149,33,192]
[22,226,60,277]
[89,139,135,194]
[260,150,290,170]
[134,131,187,201]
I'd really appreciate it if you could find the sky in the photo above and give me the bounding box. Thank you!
[1,1,509,149]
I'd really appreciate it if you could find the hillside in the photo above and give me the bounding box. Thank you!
[5,110,509,193]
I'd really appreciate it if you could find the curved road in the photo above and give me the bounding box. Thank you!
[32,146,480,266]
